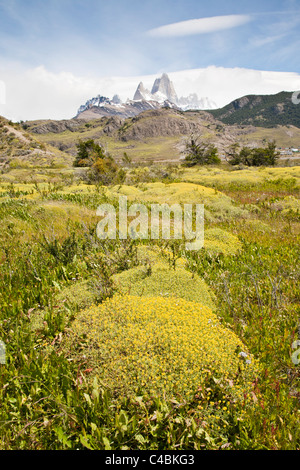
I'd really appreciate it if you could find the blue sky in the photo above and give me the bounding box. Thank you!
[0,0,300,120]
[1,0,300,75]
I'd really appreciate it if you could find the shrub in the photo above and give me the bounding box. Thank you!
[74,139,107,167]
[182,135,221,166]
[226,141,279,167]
[74,139,125,185]
[204,228,242,255]
[70,295,259,401]
[105,182,249,221]
[112,262,215,309]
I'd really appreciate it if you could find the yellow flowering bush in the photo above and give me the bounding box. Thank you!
[55,279,96,310]
[37,201,96,223]
[242,219,272,233]
[105,182,249,221]
[181,166,300,187]
[274,195,300,216]
[137,244,187,268]
[136,244,163,264]
[71,295,259,401]
[204,228,242,255]
[112,262,215,309]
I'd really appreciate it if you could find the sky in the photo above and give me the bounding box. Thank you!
[0,0,300,121]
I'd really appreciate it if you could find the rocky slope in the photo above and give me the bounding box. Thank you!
[0,115,72,171]
[24,108,263,159]
[19,104,300,165]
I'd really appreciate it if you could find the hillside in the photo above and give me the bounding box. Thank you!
[0,115,73,172]
[1,108,300,451]
[209,91,300,128]
[23,107,300,164]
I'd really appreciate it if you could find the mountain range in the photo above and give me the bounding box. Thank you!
[75,73,217,120]
[74,73,300,130]
[2,73,300,171]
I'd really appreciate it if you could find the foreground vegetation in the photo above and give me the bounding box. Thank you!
[0,163,299,450]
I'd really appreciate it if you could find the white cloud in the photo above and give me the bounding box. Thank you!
[249,34,286,48]
[167,67,300,105]
[0,64,111,122]
[146,15,252,38]
[1,64,300,122]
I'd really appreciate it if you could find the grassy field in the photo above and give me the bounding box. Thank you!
[0,163,299,450]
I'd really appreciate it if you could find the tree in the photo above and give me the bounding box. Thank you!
[224,142,240,164]
[226,140,279,167]
[74,139,107,167]
[182,135,221,166]
[74,138,125,185]
[122,152,132,165]
[257,140,279,166]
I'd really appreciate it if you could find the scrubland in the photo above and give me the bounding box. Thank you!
[0,163,299,449]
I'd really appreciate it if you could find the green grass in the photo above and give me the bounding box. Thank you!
[0,167,299,450]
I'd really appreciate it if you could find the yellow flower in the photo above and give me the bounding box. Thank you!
[71,294,259,402]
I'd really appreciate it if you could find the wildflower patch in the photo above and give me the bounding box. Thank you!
[112,262,215,309]
[71,295,259,401]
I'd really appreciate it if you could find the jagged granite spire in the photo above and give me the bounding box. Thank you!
[76,72,217,119]
[132,74,178,104]
[133,82,152,101]
[151,73,178,104]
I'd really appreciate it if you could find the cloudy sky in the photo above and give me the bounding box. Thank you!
[0,0,300,121]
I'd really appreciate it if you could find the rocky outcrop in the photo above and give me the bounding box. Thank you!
[112,94,122,104]
[118,108,217,141]
[28,119,88,134]
[132,74,178,104]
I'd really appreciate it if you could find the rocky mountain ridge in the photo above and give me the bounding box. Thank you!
[75,73,217,120]
[24,107,266,160]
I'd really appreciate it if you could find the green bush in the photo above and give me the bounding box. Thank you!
[182,135,221,166]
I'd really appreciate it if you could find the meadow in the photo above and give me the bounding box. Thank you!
[0,163,299,450]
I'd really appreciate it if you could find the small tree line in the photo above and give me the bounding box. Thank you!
[182,134,280,167]
[225,141,279,166]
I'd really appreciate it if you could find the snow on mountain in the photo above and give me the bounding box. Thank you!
[151,73,178,104]
[131,73,216,110]
[133,82,153,101]
[178,93,217,110]
[76,73,223,119]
